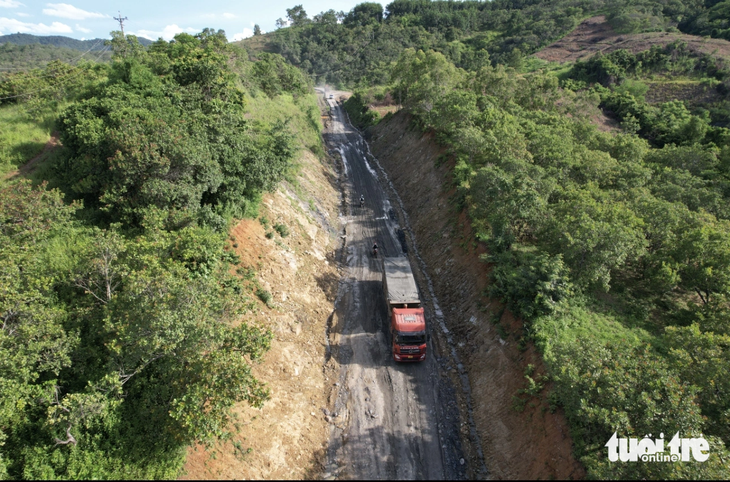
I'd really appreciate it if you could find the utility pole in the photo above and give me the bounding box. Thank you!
[113,11,127,35]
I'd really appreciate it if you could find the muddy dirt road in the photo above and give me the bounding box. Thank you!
[319,92,475,480]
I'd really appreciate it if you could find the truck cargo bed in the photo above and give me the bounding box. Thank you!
[383,257,420,305]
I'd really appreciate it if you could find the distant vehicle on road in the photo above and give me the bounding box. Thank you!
[329,94,334,99]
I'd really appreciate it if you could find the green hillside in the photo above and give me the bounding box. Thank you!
[0,33,152,50]
[0,29,321,479]
[243,0,730,88]
[0,43,113,70]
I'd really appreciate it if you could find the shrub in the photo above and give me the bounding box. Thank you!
[489,250,573,320]
[256,288,272,306]
[273,223,289,237]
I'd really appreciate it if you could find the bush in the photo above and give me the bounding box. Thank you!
[273,222,289,237]
[489,249,573,320]
[256,288,272,306]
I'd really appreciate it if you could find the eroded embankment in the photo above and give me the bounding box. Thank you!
[181,147,343,480]
[368,111,585,480]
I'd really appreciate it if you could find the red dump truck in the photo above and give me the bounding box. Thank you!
[382,257,428,362]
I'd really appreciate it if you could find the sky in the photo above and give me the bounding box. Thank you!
[0,0,386,42]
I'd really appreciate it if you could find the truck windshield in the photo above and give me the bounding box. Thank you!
[396,333,426,345]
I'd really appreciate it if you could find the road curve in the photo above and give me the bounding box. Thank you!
[320,91,467,480]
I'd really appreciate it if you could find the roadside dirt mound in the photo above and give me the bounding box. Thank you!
[181,148,343,479]
[535,15,730,64]
[368,111,585,480]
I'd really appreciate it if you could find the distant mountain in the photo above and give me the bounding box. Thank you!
[0,33,153,51]
[0,42,113,69]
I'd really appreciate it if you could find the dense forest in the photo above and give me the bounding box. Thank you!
[253,0,730,87]
[0,29,320,478]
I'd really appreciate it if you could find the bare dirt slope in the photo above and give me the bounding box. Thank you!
[181,146,343,478]
[368,111,585,480]
[535,15,730,64]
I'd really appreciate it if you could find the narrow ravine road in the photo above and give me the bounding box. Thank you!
[320,91,469,480]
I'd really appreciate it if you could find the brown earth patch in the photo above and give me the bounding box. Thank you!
[180,148,344,479]
[369,111,585,480]
[535,15,730,64]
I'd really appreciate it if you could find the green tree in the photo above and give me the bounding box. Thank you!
[542,186,647,291]
[286,5,310,27]
[665,323,730,443]
[673,221,730,304]
[344,2,383,26]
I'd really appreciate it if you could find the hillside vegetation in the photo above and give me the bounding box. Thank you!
[357,28,730,482]
[0,29,321,478]
[0,33,152,50]
[245,0,730,88]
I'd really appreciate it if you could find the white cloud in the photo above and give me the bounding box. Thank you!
[0,17,72,34]
[232,27,253,41]
[134,24,196,41]
[132,29,160,41]
[161,24,183,39]
[75,23,90,33]
[223,12,236,19]
[43,3,106,20]
[0,0,23,8]
[16,11,28,16]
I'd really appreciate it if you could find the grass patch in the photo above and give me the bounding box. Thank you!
[245,92,323,157]
[533,300,655,361]
[0,104,55,178]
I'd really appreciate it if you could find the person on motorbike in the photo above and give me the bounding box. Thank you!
[360,194,365,207]
[372,242,378,257]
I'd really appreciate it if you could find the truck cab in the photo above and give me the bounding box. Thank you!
[390,306,427,362]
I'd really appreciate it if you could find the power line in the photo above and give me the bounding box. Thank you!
[0,38,108,74]
[0,44,110,102]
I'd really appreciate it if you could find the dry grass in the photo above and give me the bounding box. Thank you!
[535,15,730,64]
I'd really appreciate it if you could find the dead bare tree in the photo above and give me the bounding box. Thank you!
[74,234,125,304]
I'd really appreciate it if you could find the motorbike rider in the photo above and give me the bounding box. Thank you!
[372,242,378,256]
[360,194,365,206]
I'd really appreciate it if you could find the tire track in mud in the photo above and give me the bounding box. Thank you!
[319,93,477,480]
